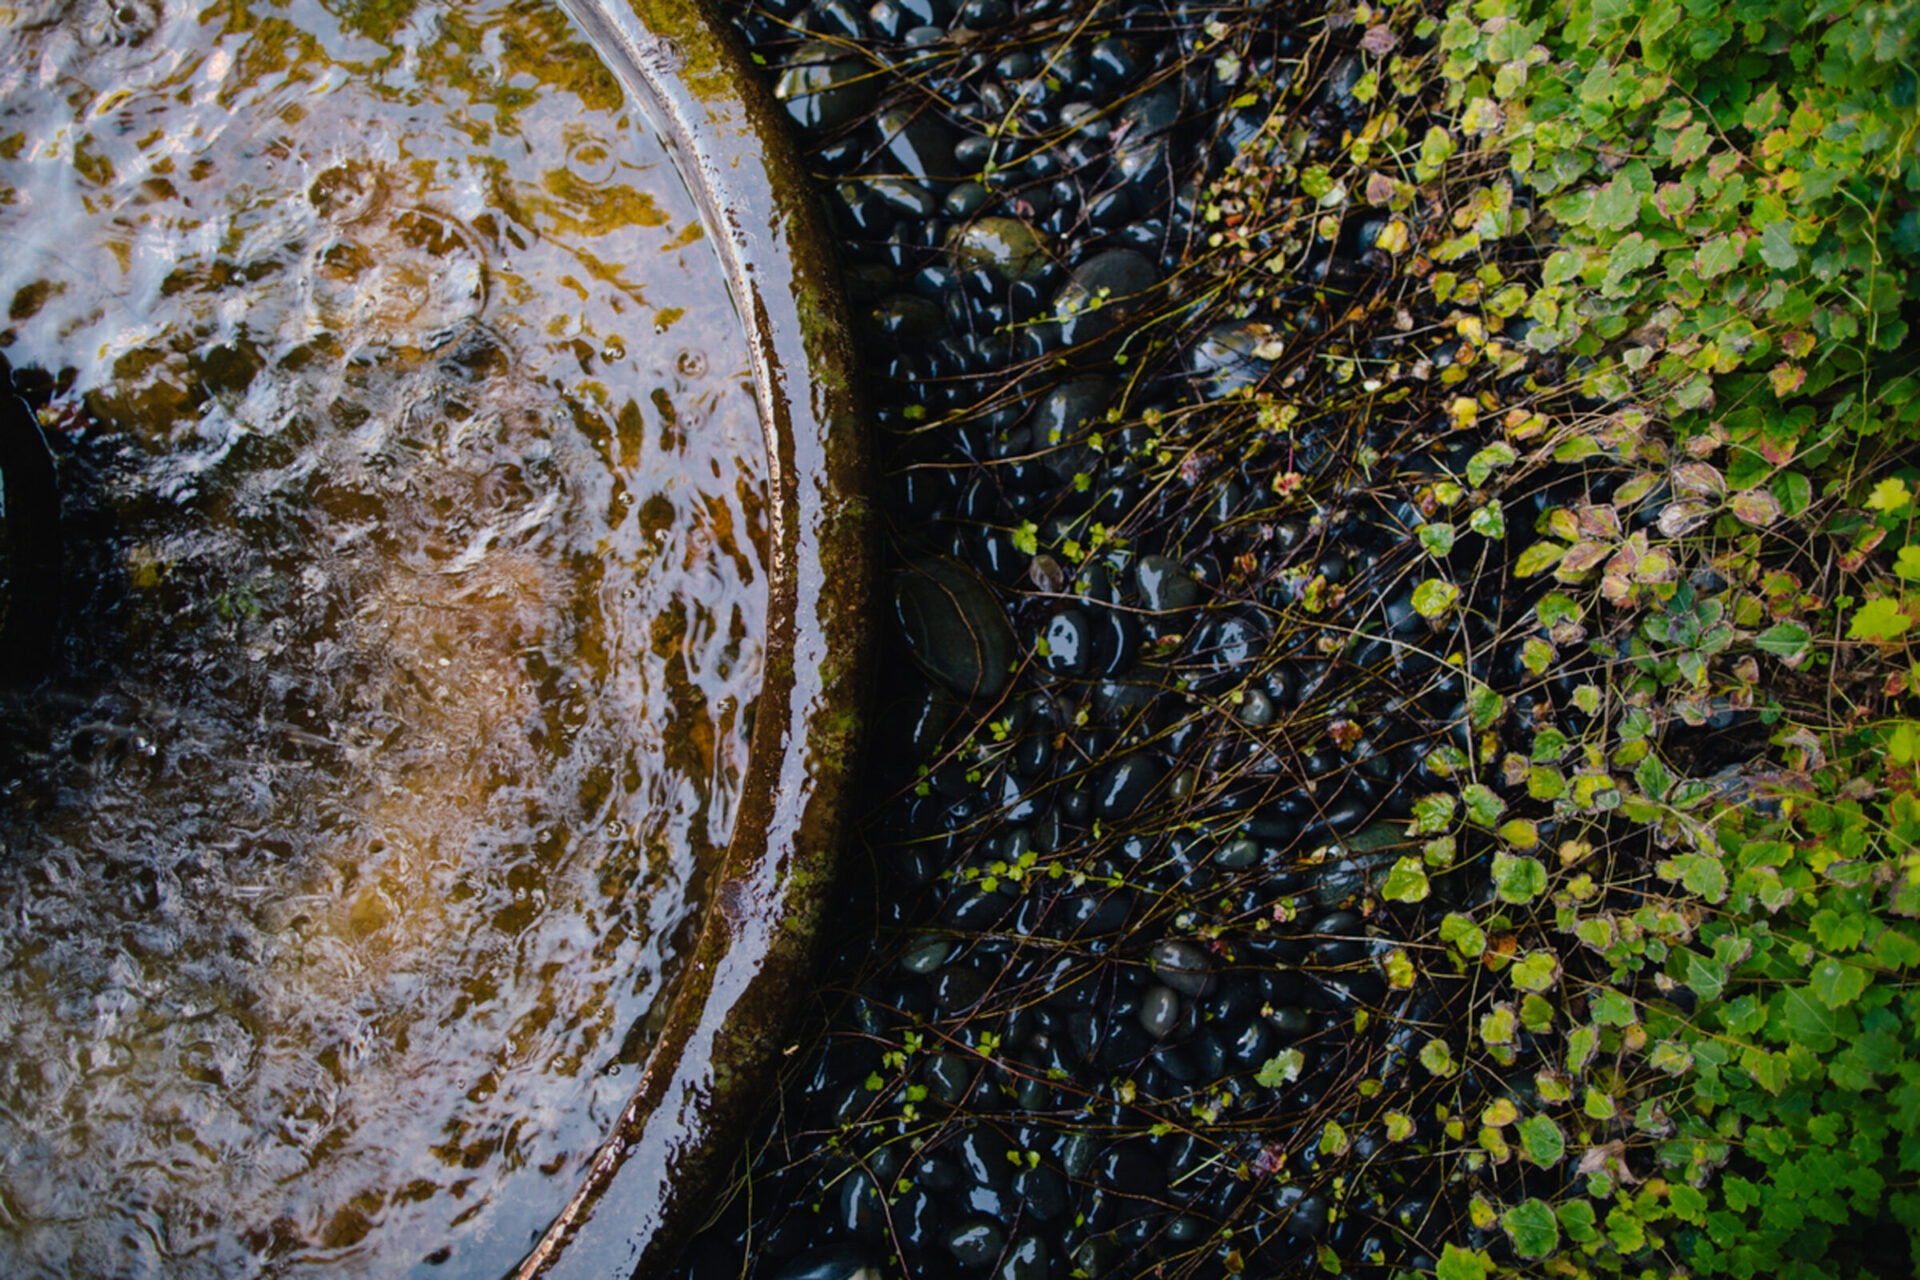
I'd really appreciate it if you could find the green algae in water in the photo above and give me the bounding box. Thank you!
[0,0,767,1274]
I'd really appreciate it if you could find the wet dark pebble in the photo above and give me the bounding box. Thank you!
[669,1,1644,1276]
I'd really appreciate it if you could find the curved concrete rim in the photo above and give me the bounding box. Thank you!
[516,0,870,1275]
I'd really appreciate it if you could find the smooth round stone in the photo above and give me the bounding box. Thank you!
[774,43,877,134]
[1149,940,1211,996]
[828,1167,887,1239]
[923,1053,975,1104]
[946,1219,1006,1268]
[1137,983,1180,1038]
[1266,1005,1312,1037]
[877,106,958,183]
[893,0,953,25]
[1189,321,1281,398]
[1041,608,1092,676]
[1070,1236,1122,1278]
[1035,376,1114,449]
[871,292,945,339]
[945,181,992,217]
[1215,836,1260,869]
[902,23,945,45]
[900,934,957,974]
[1091,752,1164,818]
[867,176,940,217]
[997,1234,1049,1280]
[866,0,909,38]
[948,216,1050,282]
[895,556,1015,701]
[1090,607,1142,677]
[807,0,868,39]
[1054,250,1159,346]
[954,0,1008,28]
[1236,688,1274,727]
[1116,84,1180,139]
[934,964,990,1010]
[1011,1165,1069,1221]
[772,1246,886,1280]
[1134,554,1202,612]
[1088,36,1138,87]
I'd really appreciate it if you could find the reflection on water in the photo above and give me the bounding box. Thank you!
[0,0,766,1274]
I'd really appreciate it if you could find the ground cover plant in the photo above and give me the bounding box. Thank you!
[687,0,1920,1275]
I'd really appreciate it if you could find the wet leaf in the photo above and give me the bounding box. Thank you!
[1516,1114,1565,1167]
[1441,912,1487,957]
[1255,1048,1305,1088]
[1491,851,1547,903]
[1511,950,1559,992]
[1380,856,1431,902]
[1657,499,1715,537]
[1412,578,1460,617]
[1515,540,1568,576]
[1502,1199,1561,1259]
[1729,487,1782,527]
[1419,522,1457,557]
[1420,1037,1457,1076]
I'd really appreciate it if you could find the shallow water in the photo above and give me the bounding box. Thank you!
[0,0,766,1274]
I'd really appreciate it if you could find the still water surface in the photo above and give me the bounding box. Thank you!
[0,0,766,1274]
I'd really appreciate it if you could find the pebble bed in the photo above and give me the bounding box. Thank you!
[674,2,1757,1277]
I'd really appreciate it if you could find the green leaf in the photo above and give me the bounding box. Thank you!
[1491,851,1547,903]
[1511,950,1559,992]
[1755,622,1812,660]
[1463,784,1506,828]
[1543,249,1584,286]
[1255,1048,1305,1088]
[1558,1199,1599,1243]
[1669,120,1711,164]
[1591,177,1640,230]
[1516,540,1568,576]
[1867,478,1912,513]
[1685,951,1728,1001]
[1413,578,1460,618]
[1590,987,1636,1026]
[1420,1037,1457,1076]
[1780,987,1839,1053]
[1809,957,1870,1009]
[1467,442,1518,485]
[1516,1114,1566,1167]
[1537,592,1582,627]
[1410,793,1456,834]
[1436,1244,1492,1280]
[1502,1199,1561,1259]
[1380,856,1431,903]
[1658,851,1729,902]
[1850,596,1912,641]
[1697,233,1741,277]
[1759,219,1799,270]
[1469,500,1506,539]
[1419,522,1457,557]
[1567,1024,1599,1072]
[1441,912,1486,958]
[1467,684,1505,728]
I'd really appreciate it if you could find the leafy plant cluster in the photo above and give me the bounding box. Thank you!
[1392,0,1920,1276]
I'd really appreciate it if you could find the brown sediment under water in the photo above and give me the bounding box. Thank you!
[0,0,771,1274]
